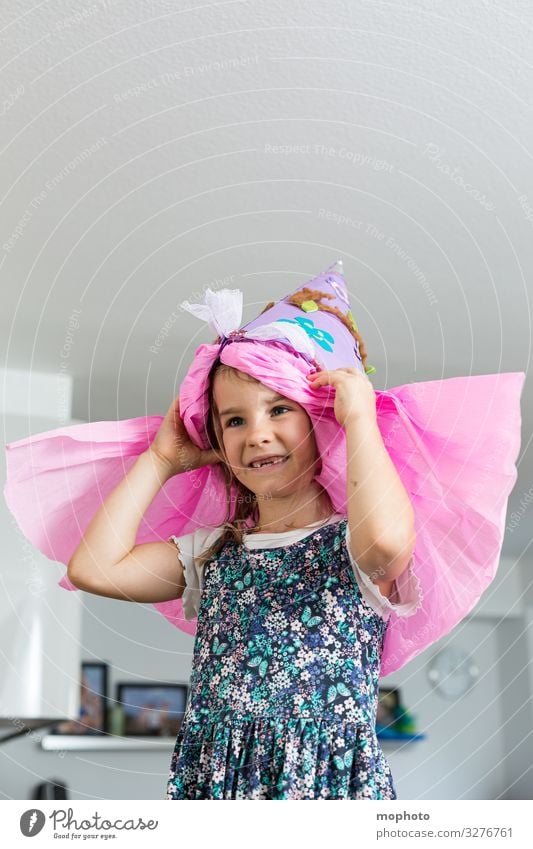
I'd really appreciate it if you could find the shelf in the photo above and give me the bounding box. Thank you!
[41,735,173,751]
[377,732,426,743]
[41,731,426,751]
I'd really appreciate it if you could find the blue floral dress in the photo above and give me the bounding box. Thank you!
[166,518,397,800]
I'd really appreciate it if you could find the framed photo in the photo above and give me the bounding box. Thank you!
[51,662,108,735]
[116,682,188,737]
[376,686,400,730]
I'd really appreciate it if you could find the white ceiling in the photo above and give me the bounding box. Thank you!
[1,0,531,557]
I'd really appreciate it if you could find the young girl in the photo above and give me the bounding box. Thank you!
[68,357,418,800]
[4,261,524,800]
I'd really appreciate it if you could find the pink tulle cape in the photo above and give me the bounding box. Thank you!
[3,338,525,675]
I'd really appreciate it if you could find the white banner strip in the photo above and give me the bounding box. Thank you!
[2,799,529,848]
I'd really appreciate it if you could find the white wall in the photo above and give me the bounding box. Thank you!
[495,614,533,800]
[382,557,533,800]
[382,620,506,800]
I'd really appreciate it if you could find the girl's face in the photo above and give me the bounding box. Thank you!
[212,370,321,495]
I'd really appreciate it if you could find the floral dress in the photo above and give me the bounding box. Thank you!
[166,518,397,800]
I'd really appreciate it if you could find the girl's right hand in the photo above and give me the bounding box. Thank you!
[148,395,223,477]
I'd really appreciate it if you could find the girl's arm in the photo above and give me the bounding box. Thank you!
[345,414,416,583]
[67,450,186,603]
[306,367,416,584]
[68,393,221,603]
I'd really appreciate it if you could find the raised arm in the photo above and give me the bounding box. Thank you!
[305,367,416,586]
[67,450,186,602]
[67,394,222,603]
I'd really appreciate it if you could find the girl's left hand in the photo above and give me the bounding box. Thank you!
[306,367,376,429]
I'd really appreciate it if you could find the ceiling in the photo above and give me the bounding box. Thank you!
[1,0,531,559]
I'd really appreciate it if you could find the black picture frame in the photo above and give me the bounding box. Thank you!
[51,662,109,735]
[116,682,188,737]
[376,686,401,730]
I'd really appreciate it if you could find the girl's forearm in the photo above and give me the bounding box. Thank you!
[69,449,175,570]
[345,415,415,571]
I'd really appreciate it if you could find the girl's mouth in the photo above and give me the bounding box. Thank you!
[248,455,290,472]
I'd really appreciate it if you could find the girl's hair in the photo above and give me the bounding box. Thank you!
[193,362,332,570]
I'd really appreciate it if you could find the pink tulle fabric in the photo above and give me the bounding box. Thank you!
[3,337,525,675]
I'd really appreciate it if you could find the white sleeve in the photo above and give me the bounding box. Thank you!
[344,522,422,620]
[168,528,220,621]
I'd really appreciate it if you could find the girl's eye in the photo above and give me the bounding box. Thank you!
[226,406,290,428]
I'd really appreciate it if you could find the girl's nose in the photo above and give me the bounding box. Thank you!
[246,423,274,445]
[247,431,272,446]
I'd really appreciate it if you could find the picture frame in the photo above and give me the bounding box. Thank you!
[376,686,401,730]
[51,662,109,735]
[116,682,188,737]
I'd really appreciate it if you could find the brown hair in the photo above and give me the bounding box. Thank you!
[193,361,332,570]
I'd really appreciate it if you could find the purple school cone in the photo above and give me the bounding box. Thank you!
[242,260,372,374]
